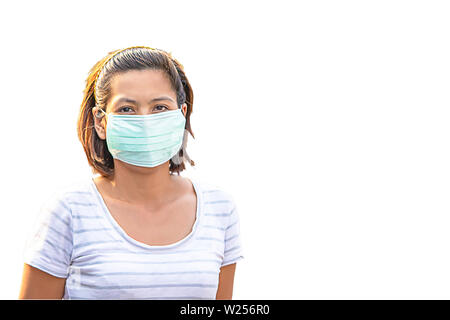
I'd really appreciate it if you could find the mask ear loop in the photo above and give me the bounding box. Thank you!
[95,106,107,119]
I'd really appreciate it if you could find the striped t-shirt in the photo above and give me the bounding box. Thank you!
[23,176,244,300]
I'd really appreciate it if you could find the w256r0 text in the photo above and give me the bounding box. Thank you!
[222,304,270,315]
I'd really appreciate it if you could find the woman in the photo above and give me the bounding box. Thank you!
[19,46,244,300]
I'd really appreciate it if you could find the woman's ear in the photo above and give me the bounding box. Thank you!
[92,107,107,140]
[181,103,188,117]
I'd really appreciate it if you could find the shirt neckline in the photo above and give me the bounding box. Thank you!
[89,176,202,251]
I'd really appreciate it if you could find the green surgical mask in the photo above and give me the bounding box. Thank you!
[97,108,186,167]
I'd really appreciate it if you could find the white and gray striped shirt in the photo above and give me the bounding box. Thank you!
[23,176,244,300]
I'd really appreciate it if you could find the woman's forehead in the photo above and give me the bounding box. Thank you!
[109,70,176,103]
[111,69,171,90]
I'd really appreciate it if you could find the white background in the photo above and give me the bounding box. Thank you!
[1,0,449,299]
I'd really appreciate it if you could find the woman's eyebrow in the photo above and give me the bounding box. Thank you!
[114,96,175,105]
[149,96,175,103]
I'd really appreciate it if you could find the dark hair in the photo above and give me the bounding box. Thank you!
[77,46,195,178]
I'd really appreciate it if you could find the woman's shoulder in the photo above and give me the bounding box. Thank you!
[40,177,96,212]
[189,176,236,205]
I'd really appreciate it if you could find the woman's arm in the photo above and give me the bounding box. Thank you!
[215,263,237,300]
[19,264,66,299]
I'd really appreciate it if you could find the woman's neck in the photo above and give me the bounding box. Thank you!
[101,160,181,208]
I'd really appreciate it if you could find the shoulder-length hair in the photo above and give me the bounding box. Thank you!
[77,46,195,178]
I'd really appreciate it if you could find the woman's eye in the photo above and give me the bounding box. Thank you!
[154,105,169,111]
[119,106,134,112]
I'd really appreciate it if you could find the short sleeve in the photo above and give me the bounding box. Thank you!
[23,192,73,278]
[221,199,244,267]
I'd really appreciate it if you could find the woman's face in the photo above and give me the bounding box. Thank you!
[94,69,187,140]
